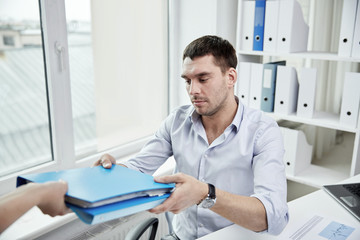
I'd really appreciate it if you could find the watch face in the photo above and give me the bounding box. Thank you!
[201,198,216,209]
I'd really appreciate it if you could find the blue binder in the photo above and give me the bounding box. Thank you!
[260,61,286,112]
[253,0,266,51]
[17,165,174,224]
[67,193,171,224]
[17,165,174,208]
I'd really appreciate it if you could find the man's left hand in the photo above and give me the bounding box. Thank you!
[149,173,208,214]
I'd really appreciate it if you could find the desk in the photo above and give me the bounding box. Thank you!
[198,175,360,240]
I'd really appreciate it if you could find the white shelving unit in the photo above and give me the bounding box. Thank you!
[236,0,360,189]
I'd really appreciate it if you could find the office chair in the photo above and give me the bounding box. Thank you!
[125,217,159,240]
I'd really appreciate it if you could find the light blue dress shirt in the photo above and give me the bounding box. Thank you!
[124,101,289,239]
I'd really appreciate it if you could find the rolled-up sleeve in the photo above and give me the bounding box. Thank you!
[251,121,289,235]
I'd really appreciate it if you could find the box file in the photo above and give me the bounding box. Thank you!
[296,68,317,119]
[253,0,266,51]
[263,0,280,52]
[237,62,252,106]
[249,63,263,109]
[277,0,309,53]
[338,0,358,57]
[17,165,174,208]
[239,0,256,51]
[351,0,360,58]
[340,72,360,128]
[274,65,299,115]
[67,194,170,225]
[260,61,286,112]
[279,126,313,176]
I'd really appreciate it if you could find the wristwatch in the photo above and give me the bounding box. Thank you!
[198,183,216,209]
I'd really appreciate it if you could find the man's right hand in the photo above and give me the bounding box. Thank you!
[93,154,116,169]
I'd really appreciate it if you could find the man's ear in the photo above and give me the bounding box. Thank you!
[227,67,237,87]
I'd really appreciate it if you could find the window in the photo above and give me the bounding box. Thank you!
[65,0,168,159]
[0,0,52,177]
[0,0,168,194]
[3,36,15,46]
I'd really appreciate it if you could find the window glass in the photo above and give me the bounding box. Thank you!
[0,0,52,176]
[65,0,168,159]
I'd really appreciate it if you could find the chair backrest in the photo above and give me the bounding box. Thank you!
[125,217,159,240]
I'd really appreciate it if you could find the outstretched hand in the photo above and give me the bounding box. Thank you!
[149,173,208,214]
[37,181,72,217]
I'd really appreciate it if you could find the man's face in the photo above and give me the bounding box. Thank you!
[181,55,233,116]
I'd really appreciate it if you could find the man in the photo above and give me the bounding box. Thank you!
[95,35,288,239]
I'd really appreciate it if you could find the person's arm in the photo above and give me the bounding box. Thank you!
[149,173,267,232]
[0,181,70,233]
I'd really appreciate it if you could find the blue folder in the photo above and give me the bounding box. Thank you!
[260,61,286,112]
[67,193,171,225]
[17,165,174,208]
[253,0,266,51]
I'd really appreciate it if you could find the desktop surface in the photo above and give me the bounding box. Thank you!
[198,175,360,240]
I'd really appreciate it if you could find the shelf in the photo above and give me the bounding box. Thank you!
[286,131,354,188]
[267,112,358,133]
[238,50,360,63]
[287,164,349,189]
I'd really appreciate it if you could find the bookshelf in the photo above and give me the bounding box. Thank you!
[236,0,360,189]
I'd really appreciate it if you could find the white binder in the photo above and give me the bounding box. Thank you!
[280,127,313,176]
[277,0,309,53]
[340,72,360,128]
[351,0,360,58]
[338,0,358,57]
[249,63,263,110]
[296,68,317,118]
[274,65,299,115]
[263,0,280,52]
[239,0,256,51]
[237,62,252,106]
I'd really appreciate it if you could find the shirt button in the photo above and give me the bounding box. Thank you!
[199,223,204,227]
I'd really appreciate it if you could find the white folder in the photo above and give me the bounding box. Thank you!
[239,0,255,51]
[351,0,360,58]
[249,63,263,110]
[340,72,360,128]
[277,0,309,53]
[274,65,299,115]
[338,0,358,57]
[263,0,280,52]
[280,127,313,176]
[296,68,317,119]
[237,62,252,106]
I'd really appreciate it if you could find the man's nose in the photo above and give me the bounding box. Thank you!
[188,80,200,95]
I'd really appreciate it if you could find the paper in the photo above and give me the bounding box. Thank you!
[318,221,355,240]
[280,214,359,240]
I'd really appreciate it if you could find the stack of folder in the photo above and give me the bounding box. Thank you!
[238,0,309,53]
[17,165,174,224]
[338,0,360,58]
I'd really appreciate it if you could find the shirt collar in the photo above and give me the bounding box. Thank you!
[188,96,244,133]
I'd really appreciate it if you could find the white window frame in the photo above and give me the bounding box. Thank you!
[0,0,155,196]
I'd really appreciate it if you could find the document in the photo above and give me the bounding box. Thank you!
[253,0,266,51]
[67,194,170,225]
[338,0,358,57]
[17,165,174,208]
[274,65,299,115]
[239,0,256,51]
[260,61,286,112]
[279,214,360,240]
[351,0,360,58]
[237,62,252,106]
[277,0,309,53]
[263,0,280,52]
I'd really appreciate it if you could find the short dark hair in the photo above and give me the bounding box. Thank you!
[183,35,237,73]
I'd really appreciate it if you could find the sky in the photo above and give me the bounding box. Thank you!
[0,0,91,21]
